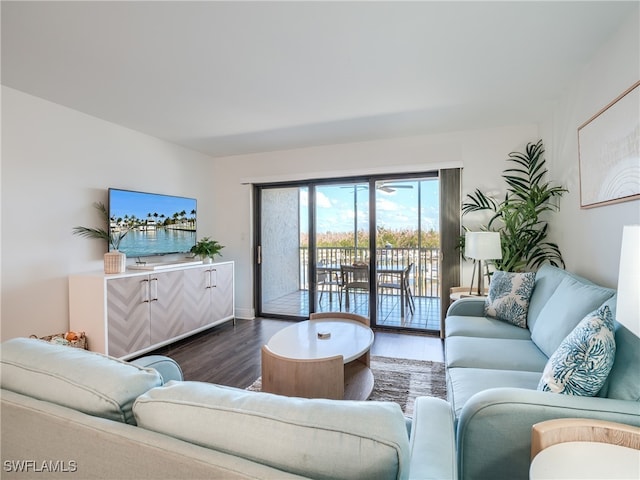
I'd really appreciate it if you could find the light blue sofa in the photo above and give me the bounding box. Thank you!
[1,337,456,480]
[445,264,640,480]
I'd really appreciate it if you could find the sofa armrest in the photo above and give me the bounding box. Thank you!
[456,388,640,480]
[446,298,486,317]
[408,396,457,480]
[130,355,183,383]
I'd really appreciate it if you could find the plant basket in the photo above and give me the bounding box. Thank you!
[30,331,88,350]
[104,251,126,274]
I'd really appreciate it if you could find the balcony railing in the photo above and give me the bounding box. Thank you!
[299,247,440,298]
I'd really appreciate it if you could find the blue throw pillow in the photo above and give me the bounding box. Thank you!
[537,305,616,396]
[484,271,536,328]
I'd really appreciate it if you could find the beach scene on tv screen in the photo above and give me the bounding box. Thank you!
[109,190,196,257]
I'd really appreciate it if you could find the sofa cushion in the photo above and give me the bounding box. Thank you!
[133,381,410,480]
[600,321,640,401]
[526,264,568,331]
[446,336,548,372]
[484,271,536,328]
[447,367,542,418]
[530,276,615,357]
[0,338,162,424]
[527,265,610,332]
[538,306,616,396]
[445,315,532,340]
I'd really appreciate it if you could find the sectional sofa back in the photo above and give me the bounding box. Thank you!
[527,264,615,338]
[0,337,162,424]
[133,381,411,480]
[527,265,615,358]
[0,338,413,480]
[602,320,640,402]
[526,265,638,402]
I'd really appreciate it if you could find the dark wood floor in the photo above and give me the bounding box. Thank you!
[145,319,285,388]
[145,318,444,389]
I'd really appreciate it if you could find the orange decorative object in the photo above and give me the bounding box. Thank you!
[65,331,79,342]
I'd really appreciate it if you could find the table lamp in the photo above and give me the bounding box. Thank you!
[465,231,502,296]
[616,225,639,338]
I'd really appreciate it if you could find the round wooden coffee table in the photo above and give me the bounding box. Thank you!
[262,318,375,400]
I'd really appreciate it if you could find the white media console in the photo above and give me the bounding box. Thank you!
[69,261,234,359]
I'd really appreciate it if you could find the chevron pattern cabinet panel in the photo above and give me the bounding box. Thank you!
[183,266,214,331]
[211,263,234,321]
[106,276,151,358]
[69,261,235,359]
[150,270,188,344]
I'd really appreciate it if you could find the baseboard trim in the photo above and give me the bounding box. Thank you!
[234,307,255,320]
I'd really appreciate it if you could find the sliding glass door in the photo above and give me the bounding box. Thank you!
[374,178,440,330]
[254,170,457,334]
[256,186,309,319]
[314,182,371,317]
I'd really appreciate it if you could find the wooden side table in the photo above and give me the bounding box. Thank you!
[449,286,487,305]
[530,418,640,479]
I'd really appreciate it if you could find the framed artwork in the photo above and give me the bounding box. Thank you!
[578,81,640,209]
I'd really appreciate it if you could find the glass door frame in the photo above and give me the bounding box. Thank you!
[254,177,372,321]
[254,182,312,321]
[253,170,445,333]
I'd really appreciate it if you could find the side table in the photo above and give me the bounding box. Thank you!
[449,286,487,305]
[530,418,640,479]
[530,442,639,479]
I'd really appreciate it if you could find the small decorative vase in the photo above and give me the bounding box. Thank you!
[202,256,213,264]
[104,250,126,274]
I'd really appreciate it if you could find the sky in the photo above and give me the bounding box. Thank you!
[299,179,439,234]
[109,188,197,221]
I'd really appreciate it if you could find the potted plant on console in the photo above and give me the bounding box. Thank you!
[73,202,129,274]
[190,237,224,264]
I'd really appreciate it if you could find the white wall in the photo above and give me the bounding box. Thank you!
[1,87,216,340]
[542,12,640,288]
[213,4,639,316]
[3,10,634,336]
[211,125,539,318]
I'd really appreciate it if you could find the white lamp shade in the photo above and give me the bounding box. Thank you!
[616,225,640,338]
[465,231,502,260]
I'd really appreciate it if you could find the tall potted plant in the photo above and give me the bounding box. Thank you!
[462,139,567,272]
[73,202,129,273]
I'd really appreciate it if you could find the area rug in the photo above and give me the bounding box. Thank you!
[246,356,447,417]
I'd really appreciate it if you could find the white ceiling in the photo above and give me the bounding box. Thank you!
[2,1,637,158]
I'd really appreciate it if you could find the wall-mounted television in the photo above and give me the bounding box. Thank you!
[108,188,197,258]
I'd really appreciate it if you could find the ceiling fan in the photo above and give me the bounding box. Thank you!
[340,182,414,193]
[376,182,414,193]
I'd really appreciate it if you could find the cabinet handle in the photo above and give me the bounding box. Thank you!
[150,277,159,302]
[141,278,150,303]
[210,268,218,288]
[205,269,213,289]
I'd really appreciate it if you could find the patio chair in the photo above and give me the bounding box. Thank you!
[340,264,370,311]
[378,262,415,315]
[317,268,342,308]
[310,311,370,327]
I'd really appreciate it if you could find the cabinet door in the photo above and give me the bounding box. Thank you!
[210,263,234,321]
[183,266,213,331]
[150,270,187,344]
[106,276,151,358]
